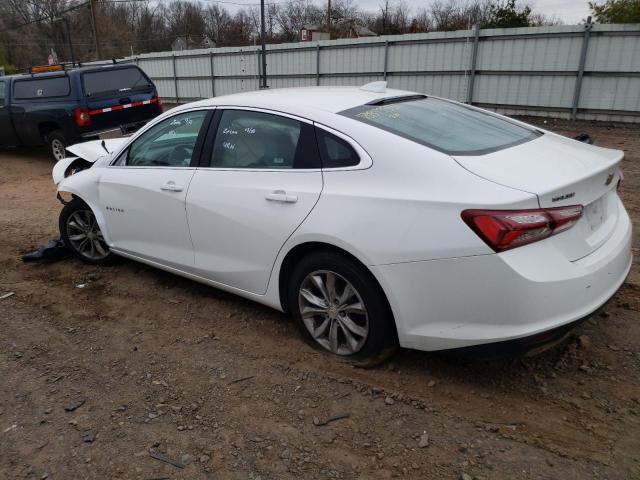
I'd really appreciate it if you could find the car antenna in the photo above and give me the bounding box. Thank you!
[101,139,110,154]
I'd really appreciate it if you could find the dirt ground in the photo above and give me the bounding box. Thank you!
[0,117,639,480]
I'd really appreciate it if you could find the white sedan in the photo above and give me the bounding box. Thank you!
[52,83,632,363]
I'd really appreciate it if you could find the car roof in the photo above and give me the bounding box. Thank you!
[175,86,421,117]
[0,64,141,82]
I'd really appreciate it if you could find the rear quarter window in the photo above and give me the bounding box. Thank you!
[340,97,541,156]
[13,76,70,99]
[83,67,152,98]
[315,128,360,168]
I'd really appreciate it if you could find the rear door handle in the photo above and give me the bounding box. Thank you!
[265,190,298,203]
[160,181,183,192]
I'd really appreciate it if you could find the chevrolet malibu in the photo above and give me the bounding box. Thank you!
[52,83,632,363]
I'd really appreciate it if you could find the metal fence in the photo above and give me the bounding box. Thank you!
[121,22,640,122]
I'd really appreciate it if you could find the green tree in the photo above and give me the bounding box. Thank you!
[590,0,640,23]
[483,0,532,28]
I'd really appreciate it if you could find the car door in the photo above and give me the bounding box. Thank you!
[99,109,211,269]
[186,108,323,294]
[0,79,18,146]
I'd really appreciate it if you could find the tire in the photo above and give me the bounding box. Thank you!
[48,130,67,162]
[288,250,398,366]
[59,198,117,266]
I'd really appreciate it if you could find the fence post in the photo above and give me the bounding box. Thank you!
[316,44,321,86]
[571,17,593,121]
[466,24,480,104]
[210,52,215,98]
[383,40,389,81]
[172,54,179,103]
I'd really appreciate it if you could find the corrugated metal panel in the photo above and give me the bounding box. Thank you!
[127,24,640,122]
[586,34,640,71]
[387,41,471,72]
[268,49,316,75]
[320,45,385,73]
[138,58,173,78]
[580,76,640,111]
[176,78,212,100]
[477,36,583,71]
[474,74,575,107]
[388,74,468,102]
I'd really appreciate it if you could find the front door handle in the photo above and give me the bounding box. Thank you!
[160,181,183,192]
[265,190,298,203]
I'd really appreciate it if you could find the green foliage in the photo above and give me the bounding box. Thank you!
[0,44,17,74]
[590,0,640,23]
[483,0,532,28]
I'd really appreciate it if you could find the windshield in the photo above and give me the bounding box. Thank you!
[340,97,541,156]
[82,67,151,97]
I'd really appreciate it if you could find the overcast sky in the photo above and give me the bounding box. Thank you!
[224,0,592,25]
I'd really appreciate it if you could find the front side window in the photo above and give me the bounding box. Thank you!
[125,110,207,167]
[210,110,320,169]
[13,76,70,99]
[0,81,5,107]
[341,97,541,156]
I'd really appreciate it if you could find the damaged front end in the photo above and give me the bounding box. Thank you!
[52,138,128,186]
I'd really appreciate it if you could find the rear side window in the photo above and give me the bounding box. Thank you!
[210,110,320,169]
[316,129,360,168]
[83,67,152,97]
[0,81,5,107]
[13,77,70,99]
[340,97,540,156]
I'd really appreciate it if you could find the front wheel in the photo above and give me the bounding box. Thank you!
[59,198,116,265]
[288,251,398,366]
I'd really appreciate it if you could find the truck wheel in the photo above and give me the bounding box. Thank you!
[48,130,67,162]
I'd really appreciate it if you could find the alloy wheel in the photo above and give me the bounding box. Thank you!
[51,138,66,161]
[66,210,109,260]
[298,270,369,356]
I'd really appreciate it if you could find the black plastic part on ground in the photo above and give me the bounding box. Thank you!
[574,133,594,144]
[21,238,69,263]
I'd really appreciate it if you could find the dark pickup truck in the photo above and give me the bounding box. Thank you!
[0,64,162,161]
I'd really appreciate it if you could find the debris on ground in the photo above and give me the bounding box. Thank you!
[21,238,69,263]
[313,413,350,426]
[64,399,85,412]
[0,292,14,300]
[149,450,185,469]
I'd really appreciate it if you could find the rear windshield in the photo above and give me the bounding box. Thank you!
[340,97,541,156]
[13,76,70,99]
[82,67,152,97]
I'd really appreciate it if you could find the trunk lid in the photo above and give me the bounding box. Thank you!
[454,133,623,261]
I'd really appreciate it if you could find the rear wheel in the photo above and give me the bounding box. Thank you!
[288,251,397,366]
[59,198,116,265]
[48,130,67,162]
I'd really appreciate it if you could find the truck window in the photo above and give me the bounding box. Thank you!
[13,76,70,99]
[0,81,5,106]
[82,67,151,97]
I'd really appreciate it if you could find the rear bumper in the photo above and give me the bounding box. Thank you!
[373,198,633,352]
[80,121,147,139]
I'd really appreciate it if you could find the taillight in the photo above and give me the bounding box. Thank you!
[74,107,92,128]
[462,205,583,252]
[155,96,163,113]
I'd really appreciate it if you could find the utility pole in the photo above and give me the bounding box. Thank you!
[327,0,331,36]
[260,0,267,88]
[56,16,76,67]
[89,0,102,59]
